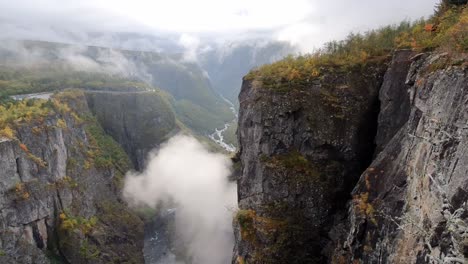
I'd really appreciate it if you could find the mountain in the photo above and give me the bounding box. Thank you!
[199,41,295,106]
[233,2,467,263]
[0,90,145,263]
[0,40,234,135]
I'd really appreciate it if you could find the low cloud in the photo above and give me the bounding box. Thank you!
[0,0,439,53]
[123,135,237,264]
[0,40,153,83]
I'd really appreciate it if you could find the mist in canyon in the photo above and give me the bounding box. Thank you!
[123,135,237,264]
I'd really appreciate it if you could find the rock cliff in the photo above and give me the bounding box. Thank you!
[85,91,177,170]
[234,59,389,263]
[234,49,467,263]
[0,90,144,263]
[332,52,468,263]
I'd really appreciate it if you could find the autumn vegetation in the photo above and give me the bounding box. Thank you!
[0,67,151,99]
[247,1,467,89]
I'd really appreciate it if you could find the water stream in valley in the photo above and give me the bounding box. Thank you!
[208,96,238,152]
[144,208,178,264]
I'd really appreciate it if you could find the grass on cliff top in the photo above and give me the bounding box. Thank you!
[0,89,131,174]
[246,1,467,89]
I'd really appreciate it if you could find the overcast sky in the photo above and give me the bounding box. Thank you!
[0,0,440,52]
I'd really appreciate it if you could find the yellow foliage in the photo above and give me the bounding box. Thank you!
[248,5,467,90]
[236,209,257,242]
[236,256,245,264]
[59,213,66,220]
[31,126,42,135]
[27,153,48,168]
[84,160,92,170]
[0,99,53,133]
[61,218,78,231]
[353,192,377,225]
[60,212,98,235]
[0,126,15,139]
[56,118,67,129]
[15,182,30,200]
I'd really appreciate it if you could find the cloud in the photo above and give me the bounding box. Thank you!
[123,135,237,264]
[0,39,156,85]
[179,34,201,61]
[0,0,440,53]
[275,0,440,52]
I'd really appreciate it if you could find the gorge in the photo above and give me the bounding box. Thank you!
[0,1,467,264]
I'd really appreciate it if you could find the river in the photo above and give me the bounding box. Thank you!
[209,97,238,152]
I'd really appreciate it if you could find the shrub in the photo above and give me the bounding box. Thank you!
[0,126,15,139]
[14,182,30,200]
[236,210,256,242]
[56,119,67,129]
[59,212,98,235]
[249,2,467,89]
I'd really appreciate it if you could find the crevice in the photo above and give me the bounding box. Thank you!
[32,221,44,249]
[49,192,71,264]
[16,158,23,181]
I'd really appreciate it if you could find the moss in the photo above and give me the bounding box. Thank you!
[83,116,131,173]
[26,152,48,168]
[45,250,66,264]
[263,150,325,186]
[235,206,321,264]
[79,239,101,260]
[97,201,143,235]
[67,157,78,171]
[53,176,78,189]
[236,210,257,243]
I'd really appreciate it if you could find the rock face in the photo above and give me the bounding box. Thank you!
[85,91,177,170]
[374,50,415,153]
[332,53,468,263]
[234,61,388,263]
[0,91,144,263]
[235,49,468,263]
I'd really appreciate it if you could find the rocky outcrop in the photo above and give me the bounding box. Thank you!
[332,53,468,263]
[235,48,467,263]
[0,91,144,263]
[233,60,388,263]
[374,50,415,153]
[85,91,177,170]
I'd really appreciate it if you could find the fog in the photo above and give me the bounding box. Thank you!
[123,135,237,264]
[0,0,439,53]
[0,39,155,84]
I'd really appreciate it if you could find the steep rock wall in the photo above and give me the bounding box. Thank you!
[234,61,388,263]
[332,53,468,263]
[0,91,144,263]
[85,91,177,170]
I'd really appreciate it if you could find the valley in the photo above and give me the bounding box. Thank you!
[0,1,466,263]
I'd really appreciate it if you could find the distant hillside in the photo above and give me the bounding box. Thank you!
[0,40,234,134]
[199,41,295,105]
